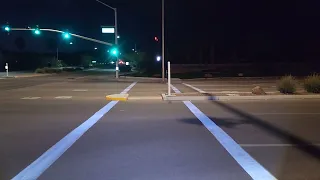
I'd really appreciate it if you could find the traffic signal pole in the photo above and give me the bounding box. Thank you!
[114,8,119,79]
[9,28,113,46]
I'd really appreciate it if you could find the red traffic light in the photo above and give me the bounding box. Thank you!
[154,36,159,41]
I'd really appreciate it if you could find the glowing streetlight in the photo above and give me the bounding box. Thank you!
[156,56,161,62]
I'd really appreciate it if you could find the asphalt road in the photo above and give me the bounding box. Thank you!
[1,74,320,180]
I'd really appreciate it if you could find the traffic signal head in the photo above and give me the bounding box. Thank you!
[110,47,119,56]
[33,29,41,35]
[62,32,71,39]
[3,26,10,32]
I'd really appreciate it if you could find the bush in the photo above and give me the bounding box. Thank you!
[304,74,320,93]
[277,75,297,94]
[35,67,62,74]
[35,68,45,73]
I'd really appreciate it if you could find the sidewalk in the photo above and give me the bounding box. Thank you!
[0,71,51,78]
[162,83,320,101]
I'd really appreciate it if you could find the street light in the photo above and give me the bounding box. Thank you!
[95,0,119,79]
[156,56,161,62]
[69,42,73,45]
[94,47,98,50]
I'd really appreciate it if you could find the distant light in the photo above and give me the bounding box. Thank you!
[111,61,115,64]
[154,36,159,41]
[102,27,115,33]
[69,42,73,45]
[119,60,125,64]
[126,62,129,66]
[92,61,97,63]
[34,29,41,35]
[156,56,161,61]
[94,47,98,50]
[4,26,10,32]
[132,49,135,51]
[117,35,120,39]
[62,32,71,39]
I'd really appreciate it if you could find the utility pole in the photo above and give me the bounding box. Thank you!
[162,0,165,82]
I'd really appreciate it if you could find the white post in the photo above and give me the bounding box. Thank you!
[168,61,171,96]
[5,63,8,77]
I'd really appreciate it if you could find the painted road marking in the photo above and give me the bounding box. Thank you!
[72,89,88,92]
[21,97,41,100]
[226,94,240,96]
[182,83,206,93]
[12,82,137,180]
[55,96,73,99]
[240,143,320,147]
[171,84,277,180]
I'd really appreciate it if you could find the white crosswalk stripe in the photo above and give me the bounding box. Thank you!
[21,97,41,100]
[55,96,73,99]
[72,89,88,92]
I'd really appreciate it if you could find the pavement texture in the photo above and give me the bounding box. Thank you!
[1,73,320,180]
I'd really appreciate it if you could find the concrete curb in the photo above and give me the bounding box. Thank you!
[162,94,320,101]
[183,77,281,81]
[15,74,52,78]
[106,94,129,101]
[128,96,162,100]
[119,76,182,83]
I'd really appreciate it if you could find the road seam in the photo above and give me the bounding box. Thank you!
[12,82,137,180]
[171,84,277,180]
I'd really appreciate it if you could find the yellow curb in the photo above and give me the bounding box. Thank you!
[106,94,129,101]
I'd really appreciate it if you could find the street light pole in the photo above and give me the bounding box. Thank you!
[95,0,119,79]
[162,0,165,82]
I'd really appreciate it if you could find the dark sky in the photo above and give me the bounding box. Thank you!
[1,0,320,63]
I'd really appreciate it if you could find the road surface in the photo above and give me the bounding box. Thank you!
[1,74,320,180]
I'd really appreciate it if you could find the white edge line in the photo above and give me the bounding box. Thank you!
[240,143,320,147]
[21,97,41,100]
[12,82,137,180]
[171,84,277,180]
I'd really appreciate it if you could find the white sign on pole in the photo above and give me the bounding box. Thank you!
[102,27,115,34]
[5,63,8,77]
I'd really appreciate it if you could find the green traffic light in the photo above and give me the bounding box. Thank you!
[110,48,119,56]
[62,32,71,39]
[34,29,41,35]
[4,26,10,32]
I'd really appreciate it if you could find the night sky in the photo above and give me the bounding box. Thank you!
[1,0,320,64]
